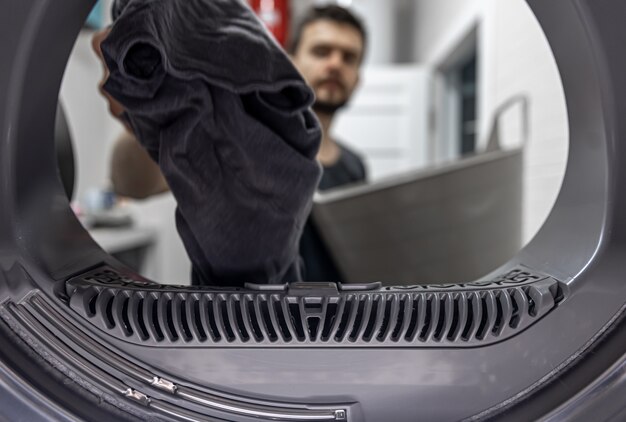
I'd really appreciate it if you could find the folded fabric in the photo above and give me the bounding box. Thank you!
[101,0,322,286]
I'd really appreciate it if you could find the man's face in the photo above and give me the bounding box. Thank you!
[291,20,364,114]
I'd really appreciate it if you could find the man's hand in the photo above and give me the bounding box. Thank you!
[91,27,131,130]
[92,28,168,199]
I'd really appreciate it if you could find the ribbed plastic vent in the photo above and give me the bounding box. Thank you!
[65,267,561,347]
[1,295,350,422]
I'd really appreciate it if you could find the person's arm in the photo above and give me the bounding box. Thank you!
[110,130,169,199]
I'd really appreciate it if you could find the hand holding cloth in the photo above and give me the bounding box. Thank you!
[101,0,322,286]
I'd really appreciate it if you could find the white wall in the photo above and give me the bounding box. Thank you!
[413,0,483,64]
[60,34,121,204]
[59,0,122,204]
[412,0,569,244]
[491,0,568,244]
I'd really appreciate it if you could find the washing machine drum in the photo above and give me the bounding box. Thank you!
[0,0,625,421]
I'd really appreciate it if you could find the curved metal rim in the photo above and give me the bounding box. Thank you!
[0,0,625,420]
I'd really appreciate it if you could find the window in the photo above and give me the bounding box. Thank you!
[432,26,479,163]
[459,54,478,155]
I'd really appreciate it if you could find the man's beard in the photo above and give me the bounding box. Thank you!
[312,99,348,115]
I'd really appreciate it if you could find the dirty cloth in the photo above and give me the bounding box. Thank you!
[101,0,322,286]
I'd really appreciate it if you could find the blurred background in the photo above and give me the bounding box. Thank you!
[58,0,567,285]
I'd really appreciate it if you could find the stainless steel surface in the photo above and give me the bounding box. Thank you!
[313,148,522,284]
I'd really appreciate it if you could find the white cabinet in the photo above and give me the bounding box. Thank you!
[332,65,432,181]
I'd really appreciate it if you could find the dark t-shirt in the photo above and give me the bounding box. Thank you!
[299,143,367,282]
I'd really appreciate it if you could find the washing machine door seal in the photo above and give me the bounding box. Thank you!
[0,0,624,421]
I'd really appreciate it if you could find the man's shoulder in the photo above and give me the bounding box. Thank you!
[335,141,367,181]
[337,142,365,166]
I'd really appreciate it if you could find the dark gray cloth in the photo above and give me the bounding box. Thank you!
[101,0,322,286]
[299,143,367,282]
